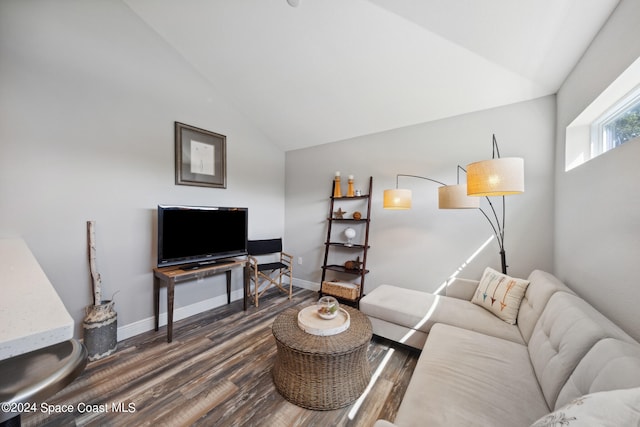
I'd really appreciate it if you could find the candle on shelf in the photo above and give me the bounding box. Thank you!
[333,171,342,198]
[347,175,355,197]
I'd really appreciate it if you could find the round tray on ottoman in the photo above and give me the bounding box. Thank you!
[271,305,372,410]
[297,305,350,336]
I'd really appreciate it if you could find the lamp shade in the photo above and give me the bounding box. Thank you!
[383,189,412,209]
[467,157,524,196]
[438,185,480,209]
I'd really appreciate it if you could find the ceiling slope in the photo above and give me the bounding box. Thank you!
[125,0,618,151]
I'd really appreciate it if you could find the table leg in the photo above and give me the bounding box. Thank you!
[153,275,160,332]
[243,265,248,311]
[167,280,175,343]
[225,270,231,304]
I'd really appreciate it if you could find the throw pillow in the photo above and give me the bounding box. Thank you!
[530,387,640,427]
[471,267,529,324]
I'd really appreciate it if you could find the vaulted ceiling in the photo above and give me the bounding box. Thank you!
[125,0,619,151]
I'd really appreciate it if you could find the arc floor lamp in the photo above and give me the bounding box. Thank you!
[383,135,524,274]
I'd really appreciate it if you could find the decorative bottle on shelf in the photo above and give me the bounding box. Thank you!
[333,171,342,198]
[347,175,355,197]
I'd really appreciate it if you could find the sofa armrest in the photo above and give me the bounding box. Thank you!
[373,421,398,427]
[445,278,479,300]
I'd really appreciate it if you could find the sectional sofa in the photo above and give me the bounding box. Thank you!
[360,268,640,426]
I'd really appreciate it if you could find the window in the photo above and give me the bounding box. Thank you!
[565,55,640,171]
[591,86,640,156]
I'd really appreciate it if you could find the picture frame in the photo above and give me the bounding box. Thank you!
[175,122,226,188]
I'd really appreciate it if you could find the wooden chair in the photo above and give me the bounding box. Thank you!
[247,238,293,307]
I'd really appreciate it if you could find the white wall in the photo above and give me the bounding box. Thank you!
[555,0,640,340]
[286,96,556,295]
[0,1,285,339]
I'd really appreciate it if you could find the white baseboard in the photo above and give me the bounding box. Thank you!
[293,278,320,292]
[117,289,244,341]
[116,281,320,342]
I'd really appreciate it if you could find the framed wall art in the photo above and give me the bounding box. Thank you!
[175,122,226,188]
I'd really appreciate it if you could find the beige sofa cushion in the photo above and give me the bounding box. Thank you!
[517,269,575,343]
[555,338,640,409]
[528,292,637,409]
[394,323,549,427]
[360,284,524,345]
[471,267,530,324]
[444,277,479,300]
[367,316,429,349]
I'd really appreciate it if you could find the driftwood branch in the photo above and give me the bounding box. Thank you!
[87,220,102,306]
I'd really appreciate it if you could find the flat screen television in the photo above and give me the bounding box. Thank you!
[157,205,248,268]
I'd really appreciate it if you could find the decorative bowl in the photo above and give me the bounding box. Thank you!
[316,296,339,320]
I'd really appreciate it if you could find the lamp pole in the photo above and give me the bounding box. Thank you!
[476,194,507,274]
[394,174,447,187]
[391,173,508,274]
[388,136,522,275]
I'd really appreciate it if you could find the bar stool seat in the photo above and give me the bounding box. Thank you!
[0,339,87,425]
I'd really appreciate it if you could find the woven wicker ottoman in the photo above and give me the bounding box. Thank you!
[271,305,372,410]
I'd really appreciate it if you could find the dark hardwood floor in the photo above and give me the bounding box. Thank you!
[22,288,419,427]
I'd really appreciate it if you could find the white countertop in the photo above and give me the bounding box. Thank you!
[0,238,74,361]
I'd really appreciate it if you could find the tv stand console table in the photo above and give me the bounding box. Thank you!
[153,258,247,343]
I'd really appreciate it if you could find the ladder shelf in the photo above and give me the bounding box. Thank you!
[320,176,373,307]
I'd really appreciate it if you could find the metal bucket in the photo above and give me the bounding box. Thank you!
[83,300,117,361]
